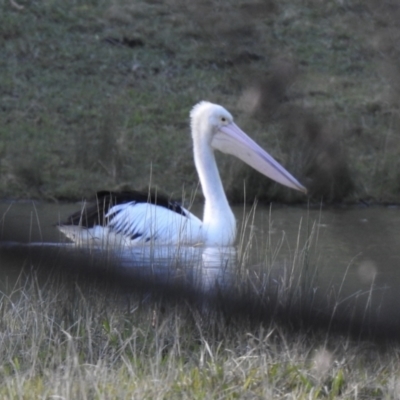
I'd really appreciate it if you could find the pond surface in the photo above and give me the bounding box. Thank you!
[1,201,400,339]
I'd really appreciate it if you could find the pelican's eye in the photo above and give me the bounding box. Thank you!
[221,117,227,123]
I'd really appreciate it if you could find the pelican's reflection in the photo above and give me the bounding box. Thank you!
[116,245,237,294]
[0,241,237,301]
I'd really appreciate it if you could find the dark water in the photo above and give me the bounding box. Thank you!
[1,201,400,339]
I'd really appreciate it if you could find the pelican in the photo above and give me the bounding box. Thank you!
[58,101,306,247]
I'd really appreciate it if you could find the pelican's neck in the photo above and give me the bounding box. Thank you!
[193,133,236,246]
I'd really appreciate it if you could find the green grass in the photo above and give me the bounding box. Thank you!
[2,0,400,203]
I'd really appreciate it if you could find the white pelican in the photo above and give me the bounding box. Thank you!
[58,101,306,247]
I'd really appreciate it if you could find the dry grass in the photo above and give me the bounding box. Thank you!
[0,209,399,399]
[0,260,399,399]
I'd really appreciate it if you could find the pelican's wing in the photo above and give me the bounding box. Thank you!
[58,191,203,246]
[105,202,203,245]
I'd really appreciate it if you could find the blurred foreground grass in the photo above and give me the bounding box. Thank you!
[1,0,400,203]
[0,249,399,400]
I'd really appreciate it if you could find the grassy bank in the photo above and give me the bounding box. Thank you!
[0,258,398,399]
[1,0,400,203]
[0,223,398,399]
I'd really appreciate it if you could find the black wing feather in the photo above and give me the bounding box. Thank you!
[61,190,188,228]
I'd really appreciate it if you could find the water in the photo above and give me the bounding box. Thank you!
[1,201,400,338]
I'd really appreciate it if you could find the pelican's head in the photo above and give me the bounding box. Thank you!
[190,101,307,194]
[190,101,234,144]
